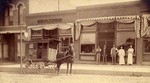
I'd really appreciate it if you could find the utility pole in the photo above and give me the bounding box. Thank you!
[58,0,59,11]
[20,26,23,73]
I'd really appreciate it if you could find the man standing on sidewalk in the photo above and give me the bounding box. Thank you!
[102,45,107,64]
[96,46,102,64]
[110,45,118,65]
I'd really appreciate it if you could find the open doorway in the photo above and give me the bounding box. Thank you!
[2,34,16,62]
[97,22,115,63]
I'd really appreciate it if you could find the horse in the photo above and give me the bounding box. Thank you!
[55,50,74,74]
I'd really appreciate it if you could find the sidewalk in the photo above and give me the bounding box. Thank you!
[0,63,150,76]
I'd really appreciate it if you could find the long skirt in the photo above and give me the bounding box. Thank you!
[119,56,125,65]
[127,53,133,65]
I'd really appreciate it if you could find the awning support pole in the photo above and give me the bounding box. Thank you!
[20,27,23,73]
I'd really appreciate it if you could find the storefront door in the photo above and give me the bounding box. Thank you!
[2,34,16,61]
[99,40,114,62]
[98,22,116,63]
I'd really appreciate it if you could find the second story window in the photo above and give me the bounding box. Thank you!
[18,4,24,25]
[4,6,13,26]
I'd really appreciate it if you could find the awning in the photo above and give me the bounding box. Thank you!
[27,23,75,42]
[76,15,140,22]
[80,33,95,44]
[28,23,73,30]
[75,15,140,40]
[0,30,26,34]
[0,25,26,34]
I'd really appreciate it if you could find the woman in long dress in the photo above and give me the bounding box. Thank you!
[127,45,134,65]
[118,46,125,65]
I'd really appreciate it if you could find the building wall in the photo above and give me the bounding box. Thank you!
[0,0,29,61]
[26,10,76,26]
[0,0,29,26]
[74,1,149,64]
[76,1,141,19]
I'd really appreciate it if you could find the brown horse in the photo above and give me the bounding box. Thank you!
[55,48,74,74]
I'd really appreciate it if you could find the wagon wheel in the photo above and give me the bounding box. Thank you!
[22,57,32,73]
[36,62,45,74]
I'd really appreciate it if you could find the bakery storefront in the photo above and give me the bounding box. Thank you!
[74,15,141,64]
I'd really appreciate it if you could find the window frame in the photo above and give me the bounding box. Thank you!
[18,4,24,25]
[80,44,95,54]
[143,38,150,54]
[59,36,72,52]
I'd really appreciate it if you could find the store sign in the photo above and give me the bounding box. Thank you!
[37,18,62,24]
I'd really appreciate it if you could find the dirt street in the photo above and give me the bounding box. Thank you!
[0,72,150,83]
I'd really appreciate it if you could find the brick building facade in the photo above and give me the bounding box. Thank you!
[0,0,150,65]
[0,0,29,61]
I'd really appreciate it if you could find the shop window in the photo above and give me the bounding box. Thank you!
[81,44,95,53]
[49,29,58,39]
[31,30,43,37]
[60,37,72,52]
[144,39,150,53]
[80,33,95,53]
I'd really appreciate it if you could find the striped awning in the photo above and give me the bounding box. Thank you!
[76,15,140,22]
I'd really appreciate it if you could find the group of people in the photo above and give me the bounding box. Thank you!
[96,44,134,65]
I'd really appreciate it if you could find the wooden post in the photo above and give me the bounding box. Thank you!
[20,27,23,73]
[58,0,59,11]
[1,35,4,63]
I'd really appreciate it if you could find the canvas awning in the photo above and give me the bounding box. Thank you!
[0,25,26,34]
[80,33,95,44]
[27,23,73,30]
[27,23,75,42]
[75,15,140,40]
[76,15,140,22]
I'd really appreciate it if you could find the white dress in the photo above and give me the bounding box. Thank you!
[127,48,134,65]
[118,49,125,65]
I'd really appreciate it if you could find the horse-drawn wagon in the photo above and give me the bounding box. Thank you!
[22,38,74,74]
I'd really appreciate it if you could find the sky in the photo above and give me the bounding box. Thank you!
[29,0,139,14]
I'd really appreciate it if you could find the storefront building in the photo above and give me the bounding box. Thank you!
[0,1,150,65]
[73,1,150,65]
[0,0,29,62]
[26,10,76,54]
